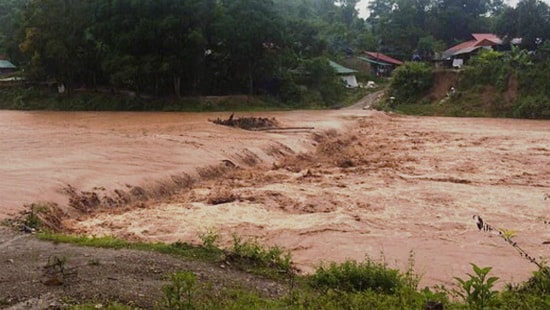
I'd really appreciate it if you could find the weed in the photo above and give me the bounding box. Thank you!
[228,234,293,275]
[310,257,404,294]
[454,263,499,309]
[162,271,197,310]
[37,233,222,262]
[88,258,101,266]
[198,228,219,249]
[23,208,42,230]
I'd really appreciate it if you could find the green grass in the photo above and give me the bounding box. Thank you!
[37,232,292,280]
[37,233,222,262]
[31,232,550,309]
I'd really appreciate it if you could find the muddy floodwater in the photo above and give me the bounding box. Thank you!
[1,110,549,288]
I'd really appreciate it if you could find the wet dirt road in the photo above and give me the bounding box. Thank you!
[1,110,549,288]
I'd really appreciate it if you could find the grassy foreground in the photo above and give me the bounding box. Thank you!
[36,232,550,309]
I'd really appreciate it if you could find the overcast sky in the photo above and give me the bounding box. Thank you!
[356,0,550,19]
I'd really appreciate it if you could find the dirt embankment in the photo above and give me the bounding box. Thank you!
[427,70,461,102]
[0,227,285,309]
[2,109,550,304]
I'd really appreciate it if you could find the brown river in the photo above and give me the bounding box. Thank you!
[1,110,549,288]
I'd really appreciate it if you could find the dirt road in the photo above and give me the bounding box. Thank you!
[1,109,549,290]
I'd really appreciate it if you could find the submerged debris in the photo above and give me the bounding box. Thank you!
[210,114,279,130]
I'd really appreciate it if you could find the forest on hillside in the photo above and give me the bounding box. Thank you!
[1,0,550,108]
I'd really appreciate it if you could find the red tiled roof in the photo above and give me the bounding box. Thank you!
[444,33,502,56]
[364,52,403,65]
[471,33,502,44]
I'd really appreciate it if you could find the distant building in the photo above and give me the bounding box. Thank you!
[357,52,403,77]
[441,33,503,68]
[0,59,16,75]
[329,60,359,88]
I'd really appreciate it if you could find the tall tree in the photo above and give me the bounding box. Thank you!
[19,0,96,91]
[516,0,550,50]
[0,0,25,59]
[216,0,283,95]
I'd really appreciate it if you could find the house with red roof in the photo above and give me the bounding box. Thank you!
[358,51,403,77]
[441,33,503,68]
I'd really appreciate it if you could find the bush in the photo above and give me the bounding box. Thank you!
[389,62,433,104]
[299,57,345,106]
[499,267,550,309]
[461,50,509,90]
[513,95,550,119]
[228,234,292,273]
[310,258,404,294]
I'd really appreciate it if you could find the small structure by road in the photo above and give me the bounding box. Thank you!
[329,60,359,88]
[0,59,16,75]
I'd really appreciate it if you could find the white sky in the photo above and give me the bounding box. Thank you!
[356,0,550,19]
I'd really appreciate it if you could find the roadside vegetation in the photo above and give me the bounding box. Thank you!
[33,232,550,309]
[377,45,550,119]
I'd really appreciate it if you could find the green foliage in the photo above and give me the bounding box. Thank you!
[28,230,550,309]
[162,272,197,310]
[389,62,434,104]
[23,207,42,230]
[462,50,509,90]
[513,95,550,119]
[517,267,550,296]
[310,258,403,294]
[301,57,345,106]
[229,234,292,274]
[454,263,499,309]
[498,267,550,309]
[37,233,222,262]
[198,228,219,250]
[518,58,550,97]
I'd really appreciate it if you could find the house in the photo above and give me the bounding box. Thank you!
[441,33,503,68]
[0,59,16,75]
[357,51,403,77]
[329,60,359,88]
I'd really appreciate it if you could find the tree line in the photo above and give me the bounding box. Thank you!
[1,0,550,104]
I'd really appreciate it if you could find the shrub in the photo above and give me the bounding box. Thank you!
[389,62,433,104]
[310,258,403,294]
[513,95,550,119]
[162,272,197,310]
[454,263,499,309]
[461,50,509,90]
[299,57,345,106]
[228,234,292,273]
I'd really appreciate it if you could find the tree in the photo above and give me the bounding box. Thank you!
[515,0,550,50]
[430,0,494,44]
[19,0,96,91]
[368,0,432,60]
[0,0,25,59]
[215,0,283,95]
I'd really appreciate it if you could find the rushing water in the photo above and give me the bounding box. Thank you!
[0,110,340,218]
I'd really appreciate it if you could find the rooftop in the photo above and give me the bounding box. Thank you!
[0,60,16,69]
